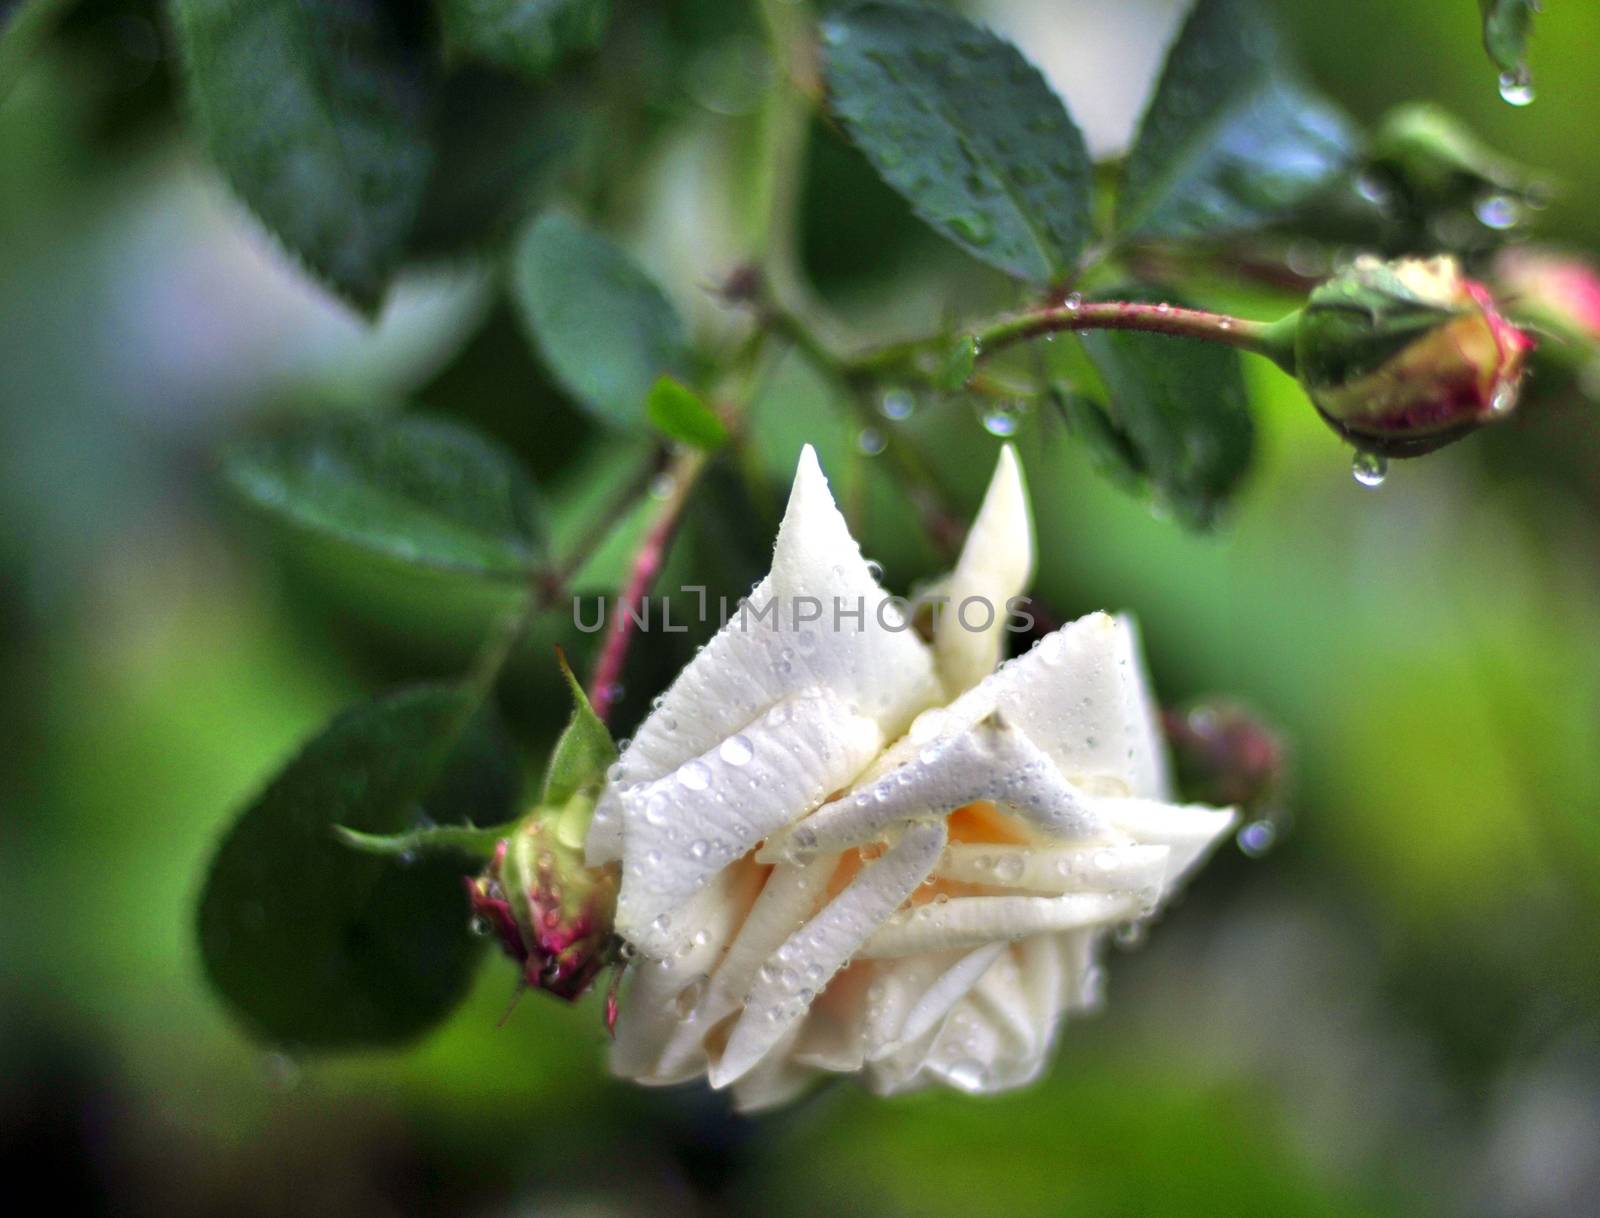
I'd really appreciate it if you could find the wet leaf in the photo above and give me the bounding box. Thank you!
[1479,1,1537,88]
[171,0,434,313]
[821,1,1093,283]
[436,0,610,79]
[646,375,728,451]
[1076,290,1254,528]
[1118,0,1356,241]
[198,686,521,1047]
[511,212,691,429]
[224,413,547,579]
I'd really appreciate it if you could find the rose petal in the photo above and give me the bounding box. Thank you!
[934,842,1171,894]
[934,445,1033,697]
[710,819,948,1089]
[855,892,1141,959]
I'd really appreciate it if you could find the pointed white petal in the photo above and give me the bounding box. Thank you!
[710,819,947,1089]
[856,891,1140,959]
[934,445,1033,696]
[589,443,942,874]
[762,712,1105,863]
[934,842,1170,894]
[1113,614,1173,800]
[695,854,836,1029]
[615,689,884,953]
[1096,797,1237,883]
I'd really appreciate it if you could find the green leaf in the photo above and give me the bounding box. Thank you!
[1076,290,1254,528]
[1118,0,1357,241]
[0,0,70,105]
[821,1,1093,284]
[646,375,728,451]
[542,648,616,807]
[511,212,691,429]
[223,413,547,579]
[170,0,434,312]
[409,69,589,260]
[1479,1,1536,94]
[197,686,521,1047]
[436,0,610,79]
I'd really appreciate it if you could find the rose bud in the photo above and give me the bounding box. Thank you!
[1491,246,1600,352]
[467,807,619,1008]
[1162,701,1287,816]
[1287,254,1534,457]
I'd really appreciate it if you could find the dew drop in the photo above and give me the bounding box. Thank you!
[690,839,710,860]
[679,760,711,791]
[719,734,754,766]
[1351,451,1388,488]
[980,404,1019,437]
[1490,380,1519,417]
[1236,819,1277,857]
[879,388,915,420]
[995,854,1025,882]
[945,1058,989,1090]
[1474,193,1521,230]
[1063,291,1082,312]
[1498,67,1535,107]
[857,426,887,456]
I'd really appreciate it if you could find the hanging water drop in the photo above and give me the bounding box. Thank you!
[1351,451,1388,488]
[879,388,915,420]
[1236,819,1278,857]
[1498,67,1535,106]
[980,403,1019,437]
[1474,193,1521,230]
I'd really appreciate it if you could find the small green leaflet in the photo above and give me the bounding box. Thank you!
[223,412,547,580]
[1118,0,1357,241]
[511,212,691,430]
[171,0,433,313]
[821,2,1094,284]
[646,376,728,451]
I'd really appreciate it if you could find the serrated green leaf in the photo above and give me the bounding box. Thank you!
[543,648,616,806]
[224,413,547,579]
[511,212,690,429]
[1118,0,1356,241]
[1479,0,1536,79]
[171,0,434,312]
[646,375,728,451]
[821,1,1093,284]
[1076,289,1254,528]
[197,686,521,1047]
[436,0,610,79]
[0,0,70,105]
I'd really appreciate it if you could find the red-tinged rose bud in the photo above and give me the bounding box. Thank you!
[1162,700,1288,816]
[1492,247,1600,350]
[467,806,619,1010]
[1287,255,1534,457]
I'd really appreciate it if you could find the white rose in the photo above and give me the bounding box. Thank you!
[587,444,1236,1110]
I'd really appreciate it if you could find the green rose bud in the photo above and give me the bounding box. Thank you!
[1287,255,1534,457]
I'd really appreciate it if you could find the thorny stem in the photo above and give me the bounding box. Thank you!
[587,447,709,722]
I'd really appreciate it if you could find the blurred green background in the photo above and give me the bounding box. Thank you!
[4,1,1599,1215]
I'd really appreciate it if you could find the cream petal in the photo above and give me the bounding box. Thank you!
[1096,798,1237,884]
[1112,614,1173,800]
[609,869,755,1085]
[615,689,884,953]
[710,819,947,1089]
[856,892,1141,959]
[761,712,1106,863]
[729,1023,817,1112]
[934,842,1171,894]
[934,446,1033,697]
[871,942,1007,1058]
[696,855,836,1030]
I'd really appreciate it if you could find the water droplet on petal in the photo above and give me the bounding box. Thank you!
[719,734,754,766]
[679,760,711,791]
